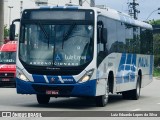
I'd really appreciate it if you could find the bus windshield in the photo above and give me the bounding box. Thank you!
[19,22,94,67]
[0,52,16,64]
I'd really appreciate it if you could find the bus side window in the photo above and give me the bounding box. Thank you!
[97,18,108,67]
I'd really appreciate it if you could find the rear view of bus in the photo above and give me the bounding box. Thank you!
[0,41,17,87]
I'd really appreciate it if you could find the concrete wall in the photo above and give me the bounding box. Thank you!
[0,0,4,45]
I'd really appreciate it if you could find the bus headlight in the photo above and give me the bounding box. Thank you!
[18,73,28,81]
[16,68,29,81]
[78,69,94,83]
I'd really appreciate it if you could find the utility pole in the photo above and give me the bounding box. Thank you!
[79,0,82,6]
[20,1,23,16]
[128,0,140,19]
[8,6,13,26]
[79,0,95,7]
[0,0,4,45]
[90,0,95,7]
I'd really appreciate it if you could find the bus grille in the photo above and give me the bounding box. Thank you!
[0,73,14,78]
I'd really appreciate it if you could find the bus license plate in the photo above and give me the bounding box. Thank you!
[2,78,10,81]
[46,90,59,95]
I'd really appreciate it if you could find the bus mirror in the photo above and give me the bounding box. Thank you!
[97,21,103,43]
[9,24,16,40]
[102,28,107,43]
[97,27,102,43]
[9,19,20,40]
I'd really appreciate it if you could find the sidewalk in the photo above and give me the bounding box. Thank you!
[154,77,160,80]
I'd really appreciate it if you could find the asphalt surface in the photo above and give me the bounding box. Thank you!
[0,77,160,120]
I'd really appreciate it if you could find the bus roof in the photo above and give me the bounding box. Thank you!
[93,7,152,30]
[0,41,17,52]
[24,5,152,30]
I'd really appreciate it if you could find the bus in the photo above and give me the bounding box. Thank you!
[10,5,153,107]
[0,41,17,87]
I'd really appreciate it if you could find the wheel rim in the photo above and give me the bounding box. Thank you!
[137,81,140,96]
[104,82,109,104]
[136,76,140,97]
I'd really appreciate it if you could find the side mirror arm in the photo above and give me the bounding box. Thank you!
[9,19,20,40]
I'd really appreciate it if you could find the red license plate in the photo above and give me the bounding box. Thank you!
[2,78,10,81]
[46,90,59,95]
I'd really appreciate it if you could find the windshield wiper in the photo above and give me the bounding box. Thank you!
[37,22,50,48]
[62,23,76,49]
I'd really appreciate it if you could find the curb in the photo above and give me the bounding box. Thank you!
[155,77,160,80]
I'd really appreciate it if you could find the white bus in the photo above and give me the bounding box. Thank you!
[10,5,153,107]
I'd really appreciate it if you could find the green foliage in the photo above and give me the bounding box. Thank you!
[153,67,160,77]
[149,19,160,25]
[150,19,160,67]
[4,25,9,39]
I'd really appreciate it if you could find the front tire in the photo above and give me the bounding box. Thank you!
[95,81,109,107]
[37,95,50,104]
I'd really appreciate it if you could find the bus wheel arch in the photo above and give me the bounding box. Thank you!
[122,70,142,100]
[138,69,142,88]
[95,71,114,107]
[95,79,109,107]
[108,71,114,93]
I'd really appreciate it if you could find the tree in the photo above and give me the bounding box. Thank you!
[150,19,160,66]
[149,19,160,25]
[4,25,9,39]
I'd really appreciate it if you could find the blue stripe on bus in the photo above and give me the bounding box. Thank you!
[40,6,51,9]
[116,53,126,84]
[66,6,79,9]
[33,75,46,83]
[130,54,136,82]
[124,54,132,83]
[116,53,137,84]
[46,76,76,84]
[40,6,64,9]
[150,55,153,80]
[61,76,76,84]
[32,74,76,84]
[46,76,60,84]
[16,78,96,96]
[40,6,78,9]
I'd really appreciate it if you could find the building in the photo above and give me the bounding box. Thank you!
[3,0,95,28]
[4,0,8,26]
[35,0,95,7]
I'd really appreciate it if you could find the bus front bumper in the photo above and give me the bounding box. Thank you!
[16,78,97,97]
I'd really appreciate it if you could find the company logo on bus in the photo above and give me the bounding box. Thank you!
[51,77,55,83]
[138,57,149,67]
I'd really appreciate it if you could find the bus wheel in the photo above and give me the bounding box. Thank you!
[122,91,130,99]
[131,76,141,100]
[36,94,50,104]
[95,81,109,107]
[122,76,141,100]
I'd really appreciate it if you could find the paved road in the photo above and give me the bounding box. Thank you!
[0,78,160,119]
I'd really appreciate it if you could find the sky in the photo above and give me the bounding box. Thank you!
[5,0,160,27]
[95,0,160,20]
